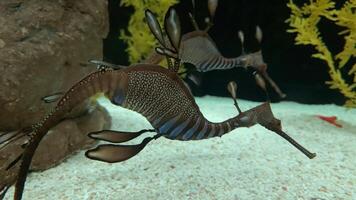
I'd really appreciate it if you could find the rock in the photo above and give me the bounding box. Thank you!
[0,101,112,191]
[0,39,5,48]
[0,0,109,130]
[0,0,110,190]
[31,102,112,170]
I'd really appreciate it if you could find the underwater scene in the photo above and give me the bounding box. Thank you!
[0,0,355,199]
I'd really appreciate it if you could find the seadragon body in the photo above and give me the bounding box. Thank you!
[1,5,315,200]
[2,63,315,200]
[145,30,265,73]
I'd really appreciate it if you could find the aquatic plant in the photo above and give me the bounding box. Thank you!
[119,0,178,64]
[286,0,356,107]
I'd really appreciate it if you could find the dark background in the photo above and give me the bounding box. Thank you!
[103,0,351,105]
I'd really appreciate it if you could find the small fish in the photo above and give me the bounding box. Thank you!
[316,115,342,128]
[41,92,63,103]
[88,59,125,71]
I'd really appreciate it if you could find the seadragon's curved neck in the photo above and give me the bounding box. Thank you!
[189,111,258,140]
[159,108,258,141]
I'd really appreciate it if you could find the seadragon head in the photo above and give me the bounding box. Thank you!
[226,80,316,159]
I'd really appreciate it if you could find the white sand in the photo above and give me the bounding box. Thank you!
[4,96,356,200]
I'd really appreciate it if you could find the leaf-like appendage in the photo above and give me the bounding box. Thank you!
[145,9,166,47]
[256,25,263,43]
[227,81,237,99]
[208,0,218,19]
[164,8,181,52]
[192,0,195,11]
[254,72,267,91]
[238,30,244,44]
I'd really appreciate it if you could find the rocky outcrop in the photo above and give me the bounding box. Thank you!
[0,0,108,130]
[0,0,110,189]
[0,102,111,190]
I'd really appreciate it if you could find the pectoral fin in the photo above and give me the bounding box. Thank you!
[85,136,155,163]
[88,129,155,143]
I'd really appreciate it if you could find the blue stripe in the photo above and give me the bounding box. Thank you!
[158,115,179,134]
[182,118,201,140]
[196,122,208,140]
[113,89,125,105]
[168,118,190,139]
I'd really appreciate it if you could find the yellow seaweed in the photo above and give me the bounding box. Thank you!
[119,0,178,64]
[286,0,356,107]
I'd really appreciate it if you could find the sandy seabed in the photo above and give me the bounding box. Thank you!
[4,96,356,200]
